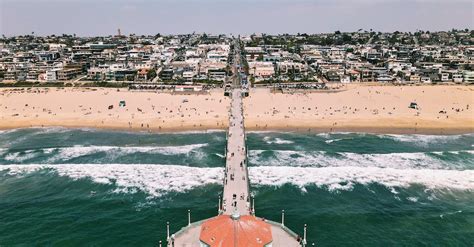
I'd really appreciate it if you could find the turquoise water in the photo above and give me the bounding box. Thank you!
[0,128,473,246]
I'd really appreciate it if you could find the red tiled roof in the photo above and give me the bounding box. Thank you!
[200,215,272,247]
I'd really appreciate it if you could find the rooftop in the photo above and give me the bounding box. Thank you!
[200,215,272,247]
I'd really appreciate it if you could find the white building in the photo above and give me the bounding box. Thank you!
[463,71,474,83]
[453,73,463,83]
[206,50,228,62]
[248,62,275,78]
[183,71,195,84]
[276,61,307,75]
[46,69,60,82]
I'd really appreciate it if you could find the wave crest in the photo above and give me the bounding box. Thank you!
[1,164,222,197]
[1,164,473,197]
[383,134,471,146]
[2,144,208,163]
[263,136,294,145]
[249,150,474,170]
[250,166,474,192]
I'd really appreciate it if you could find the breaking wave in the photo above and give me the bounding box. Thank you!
[324,138,345,144]
[249,150,474,170]
[1,164,223,197]
[1,164,473,197]
[263,136,294,145]
[4,150,38,162]
[250,166,474,192]
[2,144,208,163]
[383,134,470,146]
[313,132,472,147]
[0,128,25,135]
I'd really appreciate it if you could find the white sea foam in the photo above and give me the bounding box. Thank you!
[1,164,473,197]
[249,166,474,192]
[214,153,225,158]
[248,131,292,134]
[249,150,474,170]
[4,150,38,162]
[172,129,225,134]
[0,129,23,135]
[45,144,208,161]
[316,133,331,138]
[317,132,362,137]
[1,144,208,163]
[325,138,343,144]
[263,136,294,145]
[439,210,463,219]
[0,128,73,147]
[407,197,419,202]
[34,127,73,134]
[0,164,223,197]
[384,134,469,146]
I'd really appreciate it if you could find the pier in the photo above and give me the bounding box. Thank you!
[167,39,304,247]
[222,88,250,215]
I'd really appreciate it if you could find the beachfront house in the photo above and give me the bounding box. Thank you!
[463,71,474,83]
[248,62,275,80]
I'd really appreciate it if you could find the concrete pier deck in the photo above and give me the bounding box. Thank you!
[222,88,250,215]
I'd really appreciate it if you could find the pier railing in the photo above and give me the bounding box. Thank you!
[167,218,210,247]
[266,219,301,240]
[241,98,252,214]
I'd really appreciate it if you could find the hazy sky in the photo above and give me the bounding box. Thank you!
[1,0,472,36]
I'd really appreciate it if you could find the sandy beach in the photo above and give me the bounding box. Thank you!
[245,85,474,134]
[0,85,473,134]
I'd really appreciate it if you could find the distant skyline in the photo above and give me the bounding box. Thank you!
[1,0,473,36]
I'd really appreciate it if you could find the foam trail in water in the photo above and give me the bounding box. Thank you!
[325,138,343,144]
[263,136,294,145]
[0,129,23,135]
[1,164,474,197]
[249,150,474,170]
[52,144,207,158]
[4,150,38,162]
[1,164,223,197]
[383,134,471,146]
[1,144,208,163]
[214,153,225,158]
[250,166,474,192]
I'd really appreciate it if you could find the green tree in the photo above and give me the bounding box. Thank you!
[147,69,157,80]
[342,34,352,43]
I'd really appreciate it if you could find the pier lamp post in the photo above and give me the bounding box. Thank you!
[303,224,307,247]
[252,196,255,215]
[187,209,191,226]
[159,240,162,247]
[166,222,170,242]
[281,210,285,227]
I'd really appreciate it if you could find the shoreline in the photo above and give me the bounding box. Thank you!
[0,124,472,135]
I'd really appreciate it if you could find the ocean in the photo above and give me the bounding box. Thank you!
[0,128,473,246]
